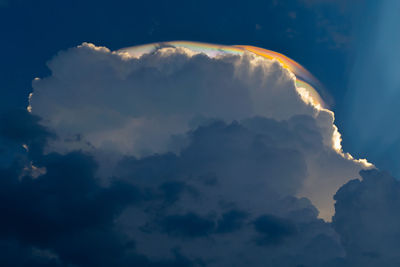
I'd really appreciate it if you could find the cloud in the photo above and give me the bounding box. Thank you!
[113,120,344,266]
[159,213,216,238]
[2,42,395,266]
[0,152,141,265]
[215,209,249,234]
[333,169,400,266]
[0,111,343,266]
[252,214,297,246]
[30,43,311,155]
[29,43,370,220]
[0,109,52,164]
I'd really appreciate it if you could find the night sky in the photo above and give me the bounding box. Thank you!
[1,1,400,266]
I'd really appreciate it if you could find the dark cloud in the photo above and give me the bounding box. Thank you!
[215,209,249,234]
[113,119,343,266]
[160,213,215,239]
[0,109,53,164]
[159,181,198,205]
[0,112,145,266]
[1,93,398,267]
[253,214,297,246]
[0,111,218,267]
[333,169,400,266]
[0,239,61,267]
[0,110,49,145]
[0,151,143,266]
[116,119,309,202]
[0,152,140,242]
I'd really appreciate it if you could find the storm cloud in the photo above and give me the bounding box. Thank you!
[0,43,396,266]
[29,43,370,219]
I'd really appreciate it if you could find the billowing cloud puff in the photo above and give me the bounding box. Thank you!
[29,42,370,219]
[333,169,400,267]
[30,43,313,154]
[2,109,397,267]
[113,119,345,266]
[0,111,344,266]
[0,41,398,266]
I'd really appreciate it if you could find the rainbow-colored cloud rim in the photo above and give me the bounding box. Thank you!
[119,41,326,109]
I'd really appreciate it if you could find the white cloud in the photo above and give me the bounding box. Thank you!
[30,42,371,220]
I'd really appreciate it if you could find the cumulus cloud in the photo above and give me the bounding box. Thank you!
[29,42,369,219]
[2,42,395,266]
[30,43,312,155]
[333,169,400,267]
[0,111,341,266]
[111,119,347,266]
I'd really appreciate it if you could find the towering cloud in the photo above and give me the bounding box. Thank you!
[2,42,395,266]
[29,42,370,219]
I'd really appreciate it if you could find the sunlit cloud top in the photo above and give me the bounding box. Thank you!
[120,41,327,109]
[119,41,372,169]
